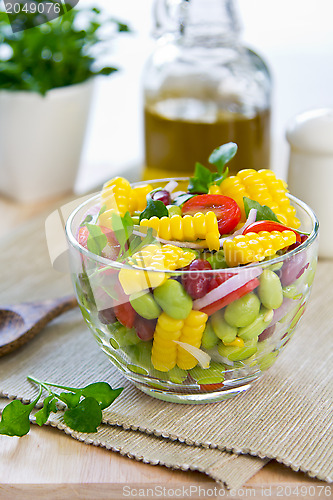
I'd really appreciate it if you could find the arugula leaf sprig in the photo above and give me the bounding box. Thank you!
[243,197,280,222]
[188,142,238,194]
[0,376,123,437]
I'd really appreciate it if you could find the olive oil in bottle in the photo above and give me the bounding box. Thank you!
[142,0,271,180]
[144,98,271,179]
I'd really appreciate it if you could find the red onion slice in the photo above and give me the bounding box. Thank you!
[268,297,300,327]
[164,180,179,193]
[193,267,263,310]
[231,209,257,236]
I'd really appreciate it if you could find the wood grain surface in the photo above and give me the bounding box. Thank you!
[0,194,328,500]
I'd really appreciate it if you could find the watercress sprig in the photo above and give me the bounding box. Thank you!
[0,376,123,437]
[188,142,238,194]
[243,197,280,222]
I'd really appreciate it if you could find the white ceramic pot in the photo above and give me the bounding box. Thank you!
[0,78,94,203]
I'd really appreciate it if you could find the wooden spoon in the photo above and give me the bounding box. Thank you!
[0,296,78,357]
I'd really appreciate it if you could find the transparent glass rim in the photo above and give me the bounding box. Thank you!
[65,177,319,274]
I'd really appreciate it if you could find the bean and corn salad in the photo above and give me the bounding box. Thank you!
[74,143,316,391]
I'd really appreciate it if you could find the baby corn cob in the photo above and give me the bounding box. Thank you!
[176,311,208,370]
[223,230,297,267]
[119,244,195,294]
[209,169,300,228]
[151,313,184,371]
[99,177,152,221]
[140,212,220,251]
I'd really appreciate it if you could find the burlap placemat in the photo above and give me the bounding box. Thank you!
[0,215,332,486]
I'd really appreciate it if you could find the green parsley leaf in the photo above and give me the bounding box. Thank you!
[63,397,102,433]
[208,142,237,174]
[81,383,123,410]
[97,204,107,218]
[211,166,229,186]
[0,388,41,437]
[243,197,280,222]
[139,197,168,221]
[35,395,57,427]
[85,224,108,256]
[0,376,123,437]
[111,212,132,255]
[172,193,196,206]
[188,162,213,194]
[80,214,93,227]
[58,392,81,409]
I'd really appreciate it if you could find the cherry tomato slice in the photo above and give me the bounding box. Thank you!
[199,383,224,391]
[182,194,241,235]
[113,282,136,328]
[200,277,260,316]
[243,221,301,243]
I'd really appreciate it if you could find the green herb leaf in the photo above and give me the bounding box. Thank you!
[243,197,280,222]
[211,166,230,186]
[0,8,130,95]
[172,193,196,206]
[188,163,213,194]
[35,395,57,426]
[81,383,123,410]
[208,143,237,174]
[0,388,41,437]
[80,214,93,227]
[121,228,155,261]
[97,204,107,218]
[63,397,102,433]
[139,197,168,221]
[58,392,81,409]
[85,224,108,256]
[111,211,134,256]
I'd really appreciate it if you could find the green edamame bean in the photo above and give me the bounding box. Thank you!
[282,284,298,299]
[129,291,161,319]
[131,215,140,225]
[185,248,200,259]
[168,366,188,384]
[166,205,182,217]
[190,362,224,384]
[218,339,258,361]
[153,279,192,319]
[206,250,228,269]
[224,293,260,328]
[201,322,219,349]
[238,307,273,342]
[211,310,237,343]
[258,269,283,309]
[259,351,278,371]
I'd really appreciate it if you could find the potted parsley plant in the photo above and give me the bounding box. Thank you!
[0,6,129,202]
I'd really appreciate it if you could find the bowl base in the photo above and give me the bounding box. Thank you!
[133,380,254,404]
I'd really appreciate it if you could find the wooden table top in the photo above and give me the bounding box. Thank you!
[0,193,327,500]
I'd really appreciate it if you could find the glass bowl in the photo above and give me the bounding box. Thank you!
[65,178,319,404]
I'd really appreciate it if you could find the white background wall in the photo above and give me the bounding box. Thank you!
[76,0,333,192]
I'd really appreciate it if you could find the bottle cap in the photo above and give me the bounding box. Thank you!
[286,108,333,154]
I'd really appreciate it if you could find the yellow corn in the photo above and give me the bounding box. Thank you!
[131,184,153,212]
[176,311,208,370]
[223,230,297,267]
[118,268,166,295]
[119,244,195,294]
[100,177,152,218]
[223,337,245,347]
[151,313,184,371]
[140,212,220,251]
[209,169,300,228]
[101,177,133,217]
